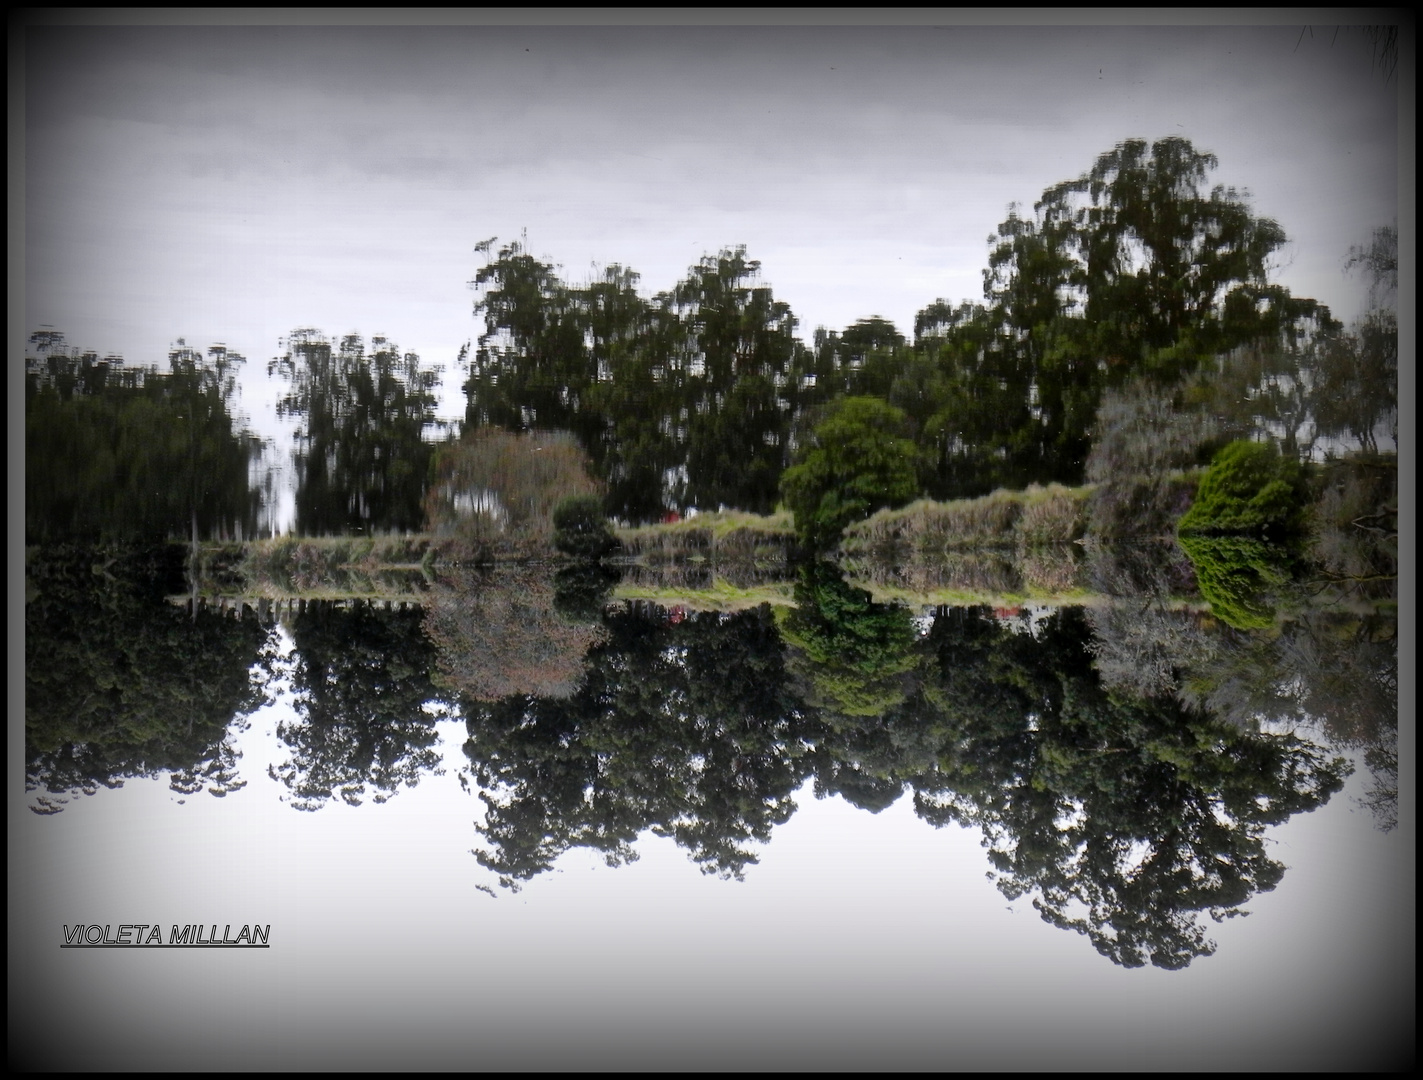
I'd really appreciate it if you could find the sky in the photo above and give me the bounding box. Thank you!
[20,13,1404,439]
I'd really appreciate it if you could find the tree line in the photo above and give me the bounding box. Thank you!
[25,334,265,543]
[26,136,1395,544]
[460,137,1396,531]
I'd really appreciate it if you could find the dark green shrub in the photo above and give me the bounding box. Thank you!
[1177,440,1306,537]
[779,397,919,552]
[553,562,621,620]
[553,495,618,560]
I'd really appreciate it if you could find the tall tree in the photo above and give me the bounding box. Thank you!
[270,329,439,535]
[966,137,1304,489]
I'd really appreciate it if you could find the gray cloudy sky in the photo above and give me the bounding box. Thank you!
[22,15,1401,427]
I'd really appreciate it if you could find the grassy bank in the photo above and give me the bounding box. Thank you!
[192,535,438,600]
[614,509,796,565]
[840,483,1091,556]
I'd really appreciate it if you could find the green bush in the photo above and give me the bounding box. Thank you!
[553,495,618,560]
[1177,440,1305,537]
[780,397,919,552]
[1177,533,1291,630]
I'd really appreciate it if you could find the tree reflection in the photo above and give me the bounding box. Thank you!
[910,605,1348,969]
[454,582,1355,968]
[423,566,606,702]
[463,603,806,888]
[778,561,921,719]
[24,544,273,813]
[271,601,447,811]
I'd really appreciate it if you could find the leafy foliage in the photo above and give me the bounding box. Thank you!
[271,600,447,811]
[778,562,922,718]
[269,330,439,535]
[1177,534,1291,630]
[26,336,262,543]
[459,139,1337,517]
[552,494,619,560]
[1177,440,1306,537]
[465,242,813,521]
[462,602,806,887]
[912,606,1347,969]
[779,396,919,551]
[25,544,273,811]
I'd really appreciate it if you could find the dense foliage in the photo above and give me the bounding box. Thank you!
[778,397,919,551]
[552,494,619,560]
[449,575,1350,969]
[459,137,1348,530]
[1177,440,1307,537]
[269,329,440,535]
[25,544,273,811]
[26,336,262,543]
[271,600,447,811]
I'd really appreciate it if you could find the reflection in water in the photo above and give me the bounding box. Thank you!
[24,548,1395,969]
[272,600,447,811]
[462,600,805,886]
[423,566,607,701]
[24,545,274,813]
[911,604,1347,969]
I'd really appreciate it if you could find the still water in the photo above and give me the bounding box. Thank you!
[15,549,1411,1069]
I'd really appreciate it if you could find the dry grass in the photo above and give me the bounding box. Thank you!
[1016,544,1083,594]
[616,509,795,564]
[1014,484,1087,546]
[842,484,1089,556]
[203,535,437,599]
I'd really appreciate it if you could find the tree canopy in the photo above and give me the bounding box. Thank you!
[269,329,440,535]
[454,137,1345,523]
[26,334,263,543]
[779,396,920,550]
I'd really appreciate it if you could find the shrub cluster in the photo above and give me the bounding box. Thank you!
[1176,440,1306,537]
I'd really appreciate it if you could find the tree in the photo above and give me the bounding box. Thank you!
[271,600,447,811]
[463,240,807,520]
[1313,224,1398,454]
[1177,440,1307,537]
[423,566,606,702]
[779,396,919,551]
[269,329,439,535]
[25,544,273,813]
[778,561,922,719]
[552,495,619,560]
[462,602,807,888]
[25,334,262,543]
[1177,534,1292,631]
[967,137,1300,489]
[911,605,1347,969]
